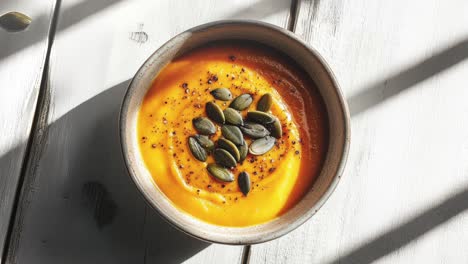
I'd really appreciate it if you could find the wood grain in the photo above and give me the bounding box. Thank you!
[0,0,56,261]
[249,0,468,263]
[5,1,292,263]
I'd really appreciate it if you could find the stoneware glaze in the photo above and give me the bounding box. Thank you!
[120,20,350,244]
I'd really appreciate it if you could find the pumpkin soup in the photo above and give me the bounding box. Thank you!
[137,41,328,227]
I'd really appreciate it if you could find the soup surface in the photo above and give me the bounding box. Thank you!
[137,41,328,226]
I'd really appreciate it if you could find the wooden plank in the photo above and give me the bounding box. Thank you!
[0,0,56,262]
[249,0,468,263]
[5,0,292,263]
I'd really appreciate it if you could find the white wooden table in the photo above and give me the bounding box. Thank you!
[1,0,468,263]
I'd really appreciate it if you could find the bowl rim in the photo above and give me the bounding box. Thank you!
[120,19,351,244]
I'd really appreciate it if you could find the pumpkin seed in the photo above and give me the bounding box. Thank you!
[0,12,31,32]
[194,134,214,152]
[218,138,240,161]
[213,148,237,168]
[188,137,207,161]
[207,164,234,182]
[240,122,270,139]
[206,102,225,124]
[223,108,243,126]
[221,125,243,145]
[249,136,276,155]
[267,117,282,139]
[238,142,248,162]
[247,111,276,124]
[210,88,232,101]
[192,117,216,135]
[238,172,251,196]
[229,94,253,111]
[257,93,273,112]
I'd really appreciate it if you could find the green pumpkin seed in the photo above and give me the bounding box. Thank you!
[0,12,31,32]
[267,117,282,139]
[223,108,244,126]
[229,94,253,111]
[188,137,207,161]
[221,125,243,145]
[210,88,232,101]
[207,164,234,182]
[194,134,215,152]
[217,138,240,161]
[206,102,225,124]
[257,93,273,112]
[238,172,251,196]
[249,136,276,155]
[247,111,276,124]
[192,117,216,135]
[213,148,237,168]
[238,142,248,162]
[240,122,270,139]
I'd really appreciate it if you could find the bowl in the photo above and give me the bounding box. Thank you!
[120,20,350,244]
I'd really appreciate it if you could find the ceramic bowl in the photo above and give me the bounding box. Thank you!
[120,20,350,244]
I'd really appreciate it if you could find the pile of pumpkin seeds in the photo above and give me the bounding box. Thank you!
[188,88,282,196]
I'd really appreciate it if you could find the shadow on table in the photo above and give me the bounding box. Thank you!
[348,38,468,116]
[327,187,468,264]
[73,80,210,263]
[325,38,468,263]
[5,80,209,263]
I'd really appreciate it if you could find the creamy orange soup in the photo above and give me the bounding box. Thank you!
[137,41,328,227]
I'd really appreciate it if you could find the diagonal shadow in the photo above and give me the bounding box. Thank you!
[349,38,468,116]
[2,2,466,262]
[5,80,209,263]
[0,0,125,61]
[327,187,468,264]
[326,38,468,263]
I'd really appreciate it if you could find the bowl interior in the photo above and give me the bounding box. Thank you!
[120,21,350,244]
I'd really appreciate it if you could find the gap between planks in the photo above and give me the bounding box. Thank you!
[1,0,62,263]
